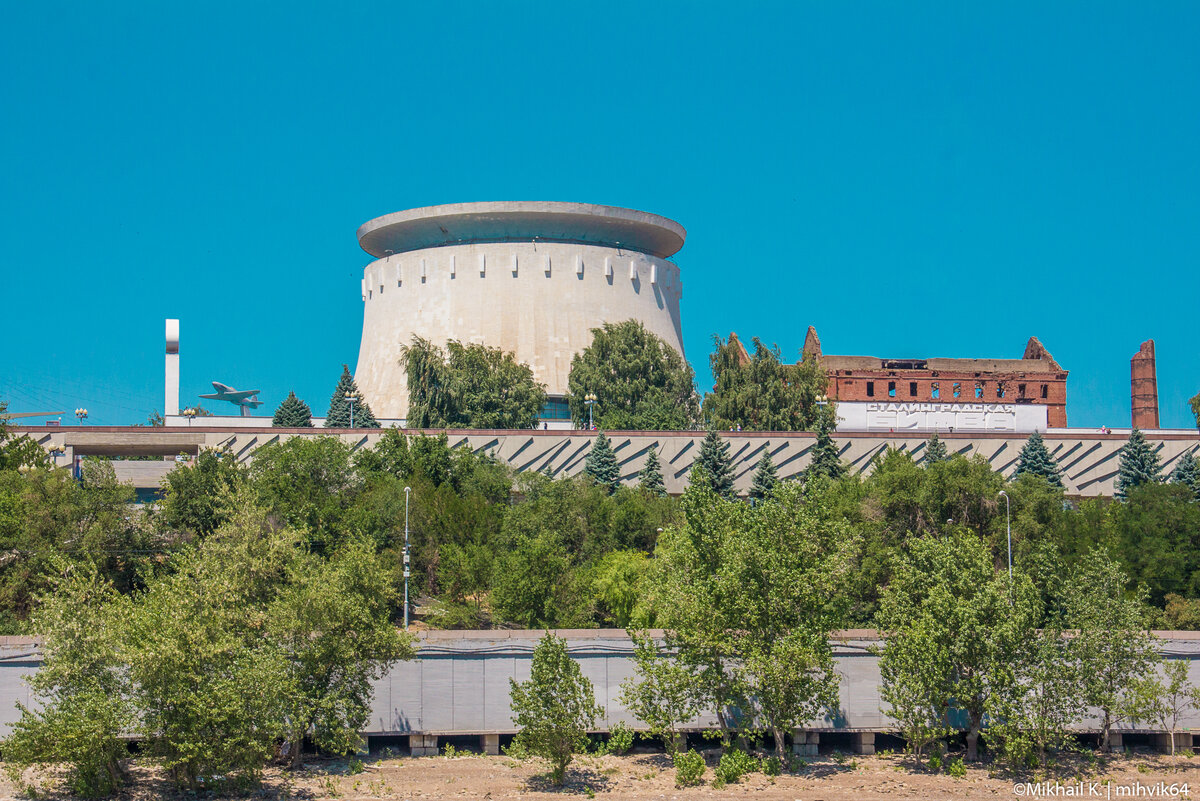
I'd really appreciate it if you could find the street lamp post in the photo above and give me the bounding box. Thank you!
[998,490,1012,586]
[74,408,88,425]
[346,392,358,429]
[403,486,411,629]
[584,393,597,430]
[183,407,197,427]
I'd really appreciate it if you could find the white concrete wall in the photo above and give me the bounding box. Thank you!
[354,242,685,419]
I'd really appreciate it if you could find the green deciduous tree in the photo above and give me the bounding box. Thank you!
[638,446,666,496]
[924,432,948,464]
[702,335,829,431]
[1116,428,1161,500]
[638,480,855,759]
[1013,431,1063,488]
[619,633,703,754]
[401,337,547,429]
[1191,392,1200,429]
[691,430,735,499]
[877,531,1042,761]
[566,320,699,430]
[1062,548,1159,751]
[747,449,779,502]
[325,365,380,428]
[509,633,602,785]
[1,562,133,798]
[584,431,620,494]
[272,390,314,427]
[155,448,246,538]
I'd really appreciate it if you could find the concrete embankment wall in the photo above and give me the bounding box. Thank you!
[4,630,1200,740]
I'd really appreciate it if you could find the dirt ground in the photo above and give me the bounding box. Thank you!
[6,749,1200,800]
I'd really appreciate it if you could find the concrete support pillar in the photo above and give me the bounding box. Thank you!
[1155,732,1191,753]
[791,729,819,757]
[854,732,875,755]
[408,734,439,757]
[1107,732,1124,752]
[480,734,500,755]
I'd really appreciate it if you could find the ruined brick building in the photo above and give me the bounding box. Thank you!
[800,327,1069,428]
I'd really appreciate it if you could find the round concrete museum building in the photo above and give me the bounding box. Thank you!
[353,201,687,422]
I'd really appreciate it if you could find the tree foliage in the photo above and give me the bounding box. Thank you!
[924,432,947,464]
[806,411,845,481]
[1170,451,1199,500]
[691,430,736,499]
[747,449,779,502]
[584,432,620,494]
[1013,431,1063,488]
[566,320,699,430]
[272,390,314,427]
[509,633,601,785]
[401,337,546,429]
[325,365,380,428]
[702,335,829,431]
[638,446,666,496]
[1116,428,1161,499]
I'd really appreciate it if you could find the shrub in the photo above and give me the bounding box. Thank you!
[763,755,782,776]
[947,757,966,778]
[713,748,757,787]
[928,752,943,772]
[604,721,635,755]
[673,749,706,787]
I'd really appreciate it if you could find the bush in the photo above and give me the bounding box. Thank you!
[947,756,966,778]
[763,755,782,776]
[712,748,757,787]
[672,749,706,787]
[928,752,943,772]
[604,721,635,755]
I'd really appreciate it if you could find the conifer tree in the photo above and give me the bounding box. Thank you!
[272,391,313,428]
[748,449,780,502]
[806,412,845,481]
[325,365,380,428]
[924,432,948,465]
[638,446,666,497]
[1170,451,1199,500]
[691,429,736,499]
[584,432,620,494]
[1013,430,1063,488]
[1115,428,1161,499]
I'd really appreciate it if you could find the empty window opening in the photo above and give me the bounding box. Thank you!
[996,382,1006,398]
[909,382,918,397]
[866,381,875,398]
[975,383,984,399]
[931,382,940,399]
[888,381,896,398]
[1018,383,1026,399]
[1041,384,1048,399]
[952,382,961,399]
[379,285,384,294]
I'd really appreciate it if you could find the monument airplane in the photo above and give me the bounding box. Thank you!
[198,382,263,417]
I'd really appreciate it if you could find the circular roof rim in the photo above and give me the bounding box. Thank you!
[356,201,687,259]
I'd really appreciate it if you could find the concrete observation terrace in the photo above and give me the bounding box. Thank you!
[12,425,1200,498]
[2,630,1200,755]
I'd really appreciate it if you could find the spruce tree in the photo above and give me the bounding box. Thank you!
[638,446,666,497]
[691,429,736,499]
[1115,428,1161,500]
[1013,430,1063,488]
[584,432,620,494]
[806,412,845,481]
[748,449,780,502]
[325,365,380,428]
[1170,451,1199,500]
[272,391,313,428]
[924,432,948,465]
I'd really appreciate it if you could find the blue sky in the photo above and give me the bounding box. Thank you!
[2,2,1197,428]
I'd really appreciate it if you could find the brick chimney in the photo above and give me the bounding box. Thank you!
[1130,340,1159,430]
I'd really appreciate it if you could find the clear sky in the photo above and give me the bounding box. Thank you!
[2,2,1197,428]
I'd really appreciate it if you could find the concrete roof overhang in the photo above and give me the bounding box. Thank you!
[357,201,687,259]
